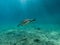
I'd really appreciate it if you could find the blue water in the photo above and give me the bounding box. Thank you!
[0,0,60,31]
[0,0,60,45]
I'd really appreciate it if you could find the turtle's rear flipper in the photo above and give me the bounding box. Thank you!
[17,23,25,27]
[17,24,21,27]
[17,24,20,27]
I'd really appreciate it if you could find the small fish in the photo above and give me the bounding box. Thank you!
[17,18,36,27]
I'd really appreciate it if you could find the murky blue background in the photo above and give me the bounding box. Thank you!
[0,0,60,30]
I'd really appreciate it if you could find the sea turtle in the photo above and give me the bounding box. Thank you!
[17,18,36,27]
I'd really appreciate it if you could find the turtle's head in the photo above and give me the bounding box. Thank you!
[30,18,36,22]
[32,18,36,21]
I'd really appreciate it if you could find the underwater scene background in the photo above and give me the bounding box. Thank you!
[0,0,60,45]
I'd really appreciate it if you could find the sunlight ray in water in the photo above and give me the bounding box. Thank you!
[20,0,27,4]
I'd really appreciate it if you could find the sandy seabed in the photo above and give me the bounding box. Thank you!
[0,25,60,45]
